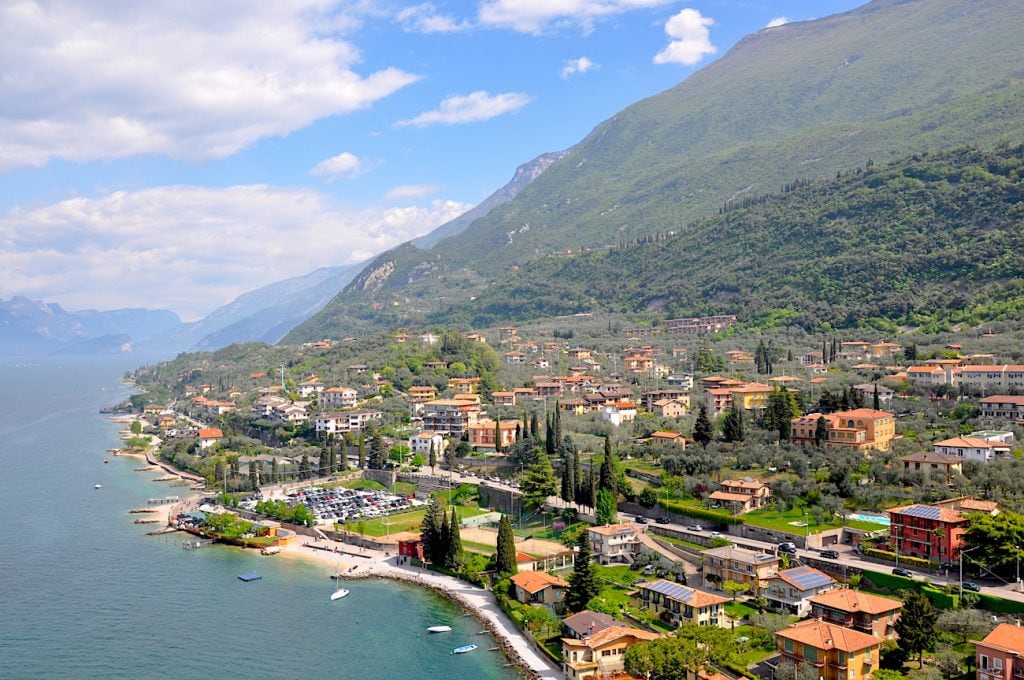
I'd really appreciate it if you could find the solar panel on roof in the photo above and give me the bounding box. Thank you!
[900,505,942,520]
[785,566,833,590]
[644,580,694,603]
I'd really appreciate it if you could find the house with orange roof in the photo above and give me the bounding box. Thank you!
[652,398,689,418]
[321,386,358,409]
[980,395,1024,423]
[588,523,642,565]
[975,623,1024,680]
[630,579,727,628]
[198,427,223,450]
[870,341,903,357]
[702,546,779,594]
[509,570,569,609]
[447,377,481,394]
[906,364,956,387]
[467,419,522,450]
[491,390,516,407]
[704,387,734,418]
[649,431,687,448]
[776,619,882,680]
[504,350,527,365]
[934,436,1011,463]
[707,478,772,514]
[422,399,481,436]
[601,400,637,427]
[561,625,661,680]
[790,408,896,452]
[807,588,902,640]
[900,451,963,485]
[960,365,1024,394]
[763,565,836,615]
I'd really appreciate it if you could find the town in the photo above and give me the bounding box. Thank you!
[124,314,1024,680]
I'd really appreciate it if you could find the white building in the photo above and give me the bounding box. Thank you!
[933,436,1011,463]
[409,431,447,456]
[601,401,637,427]
[315,409,382,435]
[321,387,358,410]
[588,523,642,565]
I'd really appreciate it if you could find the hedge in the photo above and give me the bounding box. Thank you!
[657,499,742,526]
[978,593,1024,614]
[861,570,957,609]
[861,548,936,570]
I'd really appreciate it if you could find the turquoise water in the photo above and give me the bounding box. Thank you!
[849,512,891,526]
[0,357,520,680]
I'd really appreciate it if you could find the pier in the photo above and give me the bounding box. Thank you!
[147,496,180,505]
[182,538,214,550]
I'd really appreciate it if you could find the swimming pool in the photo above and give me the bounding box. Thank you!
[849,513,891,526]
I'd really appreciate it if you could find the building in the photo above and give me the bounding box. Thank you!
[409,431,446,456]
[888,497,998,564]
[853,383,895,407]
[252,395,290,417]
[807,589,902,640]
[467,419,521,450]
[667,374,694,390]
[906,364,957,387]
[776,619,882,680]
[975,623,1024,680]
[509,570,569,609]
[704,388,734,417]
[702,546,779,594]
[642,389,692,411]
[314,409,382,435]
[763,566,836,616]
[588,523,642,565]
[504,351,527,365]
[561,626,661,680]
[491,391,516,407]
[649,431,687,448]
[790,408,896,452]
[422,399,481,436]
[562,610,616,641]
[630,580,727,628]
[320,387,358,409]
[730,382,773,412]
[650,398,688,418]
[296,379,325,398]
[960,365,1024,394]
[900,451,963,484]
[447,377,481,394]
[707,478,773,515]
[600,401,637,426]
[933,436,1011,463]
[980,396,1024,423]
[198,427,223,449]
[661,315,737,334]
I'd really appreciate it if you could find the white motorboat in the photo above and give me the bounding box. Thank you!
[427,625,452,633]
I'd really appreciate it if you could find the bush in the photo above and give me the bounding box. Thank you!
[657,499,742,526]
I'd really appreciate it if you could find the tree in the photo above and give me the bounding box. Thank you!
[420,497,446,564]
[873,383,881,411]
[495,514,518,576]
[248,461,258,490]
[722,579,750,601]
[494,417,502,453]
[596,489,617,525]
[446,506,464,570]
[521,452,557,510]
[553,404,563,447]
[599,436,618,496]
[445,438,458,469]
[561,445,576,505]
[722,406,745,442]
[937,608,995,644]
[775,660,821,680]
[814,413,829,447]
[545,413,555,455]
[428,439,437,473]
[566,531,600,613]
[624,637,701,680]
[933,644,964,679]
[130,419,142,435]
[961,509,1024,576]
[895,590,939,668]
[639,487,657,508]
[358,434,367,469]
[692,404,714,448]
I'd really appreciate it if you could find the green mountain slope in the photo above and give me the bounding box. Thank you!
[291,0,1024,341]
[444,146,1024,331]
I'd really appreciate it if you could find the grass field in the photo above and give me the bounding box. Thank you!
[338,505,488,537]
[589,565,643,614]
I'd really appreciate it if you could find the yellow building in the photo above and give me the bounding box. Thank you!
[791,408,896,452]
[561,626,661,680]
[729,382,773,411]
[630,580,727,628]
[776,620,881,680]
[702,546,780,594]
[447,377,481,394]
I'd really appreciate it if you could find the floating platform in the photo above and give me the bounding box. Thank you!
[238,573,262,582]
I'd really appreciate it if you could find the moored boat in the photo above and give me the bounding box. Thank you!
[452,644,477,654]
[427,625,452,633]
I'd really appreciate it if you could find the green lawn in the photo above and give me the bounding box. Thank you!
[652,533,707,551]
[731,625,778,667]
[338,505,488,537]
[725,600,758,620]
[591,565,643,614]
[463,540,495,555]
[742,505,881,534]
[330,479,418,495]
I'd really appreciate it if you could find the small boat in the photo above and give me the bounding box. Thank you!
[427,625,452,633]
[330,560,349,601]
[103,460,109,464]
[94,484,102,489]
[452,644,478,655]
[238,573,261,582]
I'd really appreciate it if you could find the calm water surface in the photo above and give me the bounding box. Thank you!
[0,357,521,680]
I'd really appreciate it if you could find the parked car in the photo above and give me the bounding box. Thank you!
[820,549,839,559]
[962,581,982,592]
[634,515,648,524]
[656,516,672,524]
[778,542,797,554]
[892,567,914,578]
[687,525,703,532]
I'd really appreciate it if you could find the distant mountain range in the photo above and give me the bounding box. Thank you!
[288,0,1024,341]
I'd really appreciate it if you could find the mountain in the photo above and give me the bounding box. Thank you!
[442,145,1024,331]
[289,0,1024,341]
[0,297,181,355]
[411,150,567,249]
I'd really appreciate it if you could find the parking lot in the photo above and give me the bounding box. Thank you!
[241,486,421,525]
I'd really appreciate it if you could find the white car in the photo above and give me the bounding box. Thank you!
[709,532,721,538]
[687,525,702,531]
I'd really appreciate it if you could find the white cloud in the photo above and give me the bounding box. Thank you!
[385,184,441,200]
[0,2,419,171]
[0,186,471,319]
[653,8,717,66]
[560,56,597,79]
[766,16,790,28]
[397,3,471,33]
[310,152,364,181]
[398,91,533,128]
[478,0,672,34]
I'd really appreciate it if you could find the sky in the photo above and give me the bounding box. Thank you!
[0,0,867,321]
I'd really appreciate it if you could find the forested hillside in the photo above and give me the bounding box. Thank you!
[445,146,1024,331]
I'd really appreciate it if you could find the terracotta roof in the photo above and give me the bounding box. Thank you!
[510,570,569,594]
[198,427,223,439]
[651,431,684,439]
[515,551,537,563]
[901,451,962,465]
[774,566,835,591]
[959,499,999,513]
[935,437,1002,449]
[563,610,617,637]
[776,619,881,653]
[721,478,767,490]
[808,588,902,615]
[981,395,1024,405]
[963,365,1024,372]
[731,382,772,393]
[633,580,728,609]
[709,491,754,503]
[562,625,660,650]
[977,623,1024,655]
[833,408,894,419]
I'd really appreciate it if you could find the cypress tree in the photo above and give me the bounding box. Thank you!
[446,506,464,570]
[494,417,502,453]
[428,439,437,472]
[599,436,617,496]
[822,338,828,365]
[723,406,745,442]
[530,411,539,439]
[358,435,367,469]
[248,462,258,490]
[271,457,279,483]
[693,404,714,448]
[561,446,576,504]
[495,514,518,576]
[566,531,600,613]
[553,404,563,446]
[438,506,451,566]
[515,422,522,442]
[872,383,880,411]
[421,497,445,564]
[814,414,828,448]
[545,413,555,455]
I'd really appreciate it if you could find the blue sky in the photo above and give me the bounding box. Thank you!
[0,0,866,319]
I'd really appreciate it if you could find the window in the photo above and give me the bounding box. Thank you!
[784,638,794,653]
[994,659,1003,671]
[980,654,989,670]
[804,647,818,662]
[848,670,855,680]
